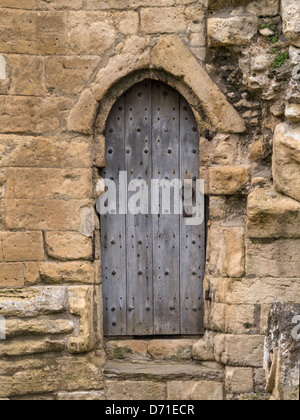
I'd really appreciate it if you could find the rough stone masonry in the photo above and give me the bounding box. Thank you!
[0,0,299,401]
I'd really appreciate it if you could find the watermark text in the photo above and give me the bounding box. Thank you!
[96,172,205,226]
[292,315,300,340]
[0,316,6,340]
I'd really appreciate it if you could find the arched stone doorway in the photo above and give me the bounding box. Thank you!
[100,80,205,337]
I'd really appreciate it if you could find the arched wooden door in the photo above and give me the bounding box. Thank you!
[100,80,205,336]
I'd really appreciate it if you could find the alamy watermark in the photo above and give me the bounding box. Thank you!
[292,315,300,340]
[96,172,205,226]
[0,316,6,340]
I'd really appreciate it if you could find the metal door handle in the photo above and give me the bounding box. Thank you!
[182,186,195,218]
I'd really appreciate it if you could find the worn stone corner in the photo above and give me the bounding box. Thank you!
[68,286,95,354]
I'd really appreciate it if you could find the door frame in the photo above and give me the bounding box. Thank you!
[98,77,208,338]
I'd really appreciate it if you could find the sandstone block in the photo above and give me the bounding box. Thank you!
[202,166,249,195]
[254,368,267,393]
[45,231,93,261]
[0,263,24,288]
[114,11,139,35]
[247,239,300,278]
[106,381,166,401]
[0,232,44,262]
[208,197,226,220]
[79,206,96,239]
[273,122,300,202]
[25,262,41,286]
[93,135,106,168]
[190,32,206,47]
[200,133,240,166]
[25,262,96,285]
[192,331,216,361]
[225,278,300,305]
[0,354,103,398]
[67,89,98,134]
[260,304,272,335]
[285,104,300,123]
[205,302,226,332]
[249,139,264,161]
[214,334,264,367]
[105,361,224,382]
[167,381,223,401]
[147,339,196,361]
[208,226,245,278]
[68,286,95,353]
[208,15,258,46]
[225,304,257,335]
[0,135,92,168]
[105,340,148,361]
[5,319,74,338]
[10,168,92,200]
[67,12,115,55]
[85,0,177,8]
[0,10,67,54]
[0,338,65,357]
[45,56,100,95]
[191,46,206,61]
[0,96,73,134]
[222,228,245,278]
[0,96,39,133]
[270,101,285,117]
[3,55,45,96]
[205,277,228,304]
[225,367,254,394]
[185,5,206,32]
[39,0,84,9]
[282,0,300,47]
[0,286,68,317]
[141,7,186,34]
[0,168,10,199]
[0,0,39,9]
[246,0,279,16]
[0,55,5,80]
[1,199,90,231]
[247,188,300,238]
[35,97,74,133]
[92,36,151,102]
[57,391,105,401]
[37,12,68,54]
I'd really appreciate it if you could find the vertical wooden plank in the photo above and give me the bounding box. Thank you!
[100,97,127,336]
[152,82,181,335]
[180,97,205,334]
[125,81,154,335]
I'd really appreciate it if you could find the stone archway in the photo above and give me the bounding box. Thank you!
[67,35,246,136]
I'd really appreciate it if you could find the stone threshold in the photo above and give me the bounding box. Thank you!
[104,362,224,382]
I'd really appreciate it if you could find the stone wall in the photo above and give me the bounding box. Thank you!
[0,0,299,400]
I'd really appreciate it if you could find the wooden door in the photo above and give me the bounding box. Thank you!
[100,80,205,336]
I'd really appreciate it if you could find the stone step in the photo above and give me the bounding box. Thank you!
[104,362,224,382]
[105,338,198,363]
